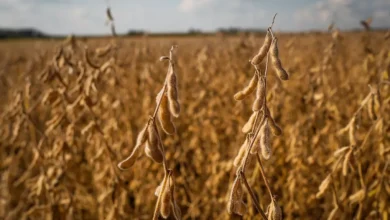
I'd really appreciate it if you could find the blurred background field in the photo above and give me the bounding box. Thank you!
[1,0,390,219]
[0,29,389,219]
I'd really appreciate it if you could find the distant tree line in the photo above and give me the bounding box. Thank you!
[0,28,47,39]
[1,27,388,39]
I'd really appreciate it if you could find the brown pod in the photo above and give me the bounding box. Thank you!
[349,118,357,146]
[367,95,377,121]
[270,38,289,80]
[316,174,331,198]
[268,117,282,136]
[252,77,265,112]
[65,124,75,146]
[267,201,282,220]
[146,122,164,163]
[84,47,100,69]
[349,189,366,204]
[234,74,258,101]
[250,131,262,155]
[168,175,182,220]
[158,93,176,135]
[251,31,272,65]
[233,139,248,167]
[242,112,257,133]
[342,148,353,176]
[266,107,282,136]
[260,120,271,159]
[234,202,247,216]
[145,143,163,163]
[233,91,246,101]
[160,182,172,218]
[147,122,160,149]
[227,177,245,215]
[167,64,180,118]
[118,125,148,170]
[171,201,182,220]
[106,7,114,21]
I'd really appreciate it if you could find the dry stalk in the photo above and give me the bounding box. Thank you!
[228,14,288,219]
[117,46,182,220]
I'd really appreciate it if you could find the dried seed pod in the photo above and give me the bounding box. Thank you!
[155,185,162,197]
[227,177,245,215]
[45,114,65,135]
[234,74,258,101]
[252,77,265,111]
[255,120,271,159]
[316,174,331,198]
[333,146,350,157]
[252,77,265,112]
[65,124,75,146]
[84,47,100,69]
[251,31,272,65]
[158,92,176,135]
[96,44,112,57]
[147,122,161,151]
[235,154,254,176]
[328,207,338,220]
[145,122,164,163]
[11,117,23,142]
[145,143,163,163]
[234,139,248,167]
[171,201,182,220]
[168,175,182,220]
[266,107,282,136]
[160,56,170,61]
[106,7,114,21]
[160,180,172,218]
[81,120,96,135]
[270,38,289,80]
[367,95,377,121]
[242,112,257,133]
[169,45,178,64]
[368,85,381,120]
[373,94,381,115]
[117,125,148,170]
[250,132,262,155]
[167,64,180,117]
[100,58,114,72]
[342,148,353,176]
[267,201,282,220]
[349,189,366,204]
[268,118,282,136]
[235,202,247,216]
[349,118,357,146]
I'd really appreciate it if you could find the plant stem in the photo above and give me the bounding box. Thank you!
[256,154,274,199]
[240,171,268,219]
[152,170,172,220]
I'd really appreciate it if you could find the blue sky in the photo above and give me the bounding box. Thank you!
[0,0,389,35]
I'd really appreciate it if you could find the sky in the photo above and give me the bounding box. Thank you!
[0,0,389,35]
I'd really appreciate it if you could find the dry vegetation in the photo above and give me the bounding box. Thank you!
[0,27,389,219]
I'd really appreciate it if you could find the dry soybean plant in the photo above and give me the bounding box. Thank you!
[105,0,116,37]
[314,20,390,219]
[316,82,389,219]
[227,14,288,219]
[117,46,182,220]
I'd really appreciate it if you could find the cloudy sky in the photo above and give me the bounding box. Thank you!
[0,0,389,35]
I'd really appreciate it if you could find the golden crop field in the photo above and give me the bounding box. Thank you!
[0,29,389,220]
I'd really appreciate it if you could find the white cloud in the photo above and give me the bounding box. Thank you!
[374,9,390,19]
[178,0,214,13]
[294,0,390,30]
[0,0,388,34]
[328,0,353,6]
